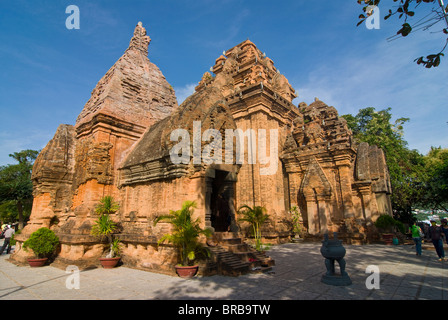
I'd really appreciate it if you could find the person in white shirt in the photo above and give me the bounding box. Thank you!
[0,226,15,255]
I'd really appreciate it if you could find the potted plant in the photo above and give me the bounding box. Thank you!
[22,227,59,267]
[90,196,122,268]
[374,214,398,245]
[154,201,211,278]
[237,205,269,251]
[290,205,304,242]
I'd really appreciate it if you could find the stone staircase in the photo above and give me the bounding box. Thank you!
[207,232,275,276]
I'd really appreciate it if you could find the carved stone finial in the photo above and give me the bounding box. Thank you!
[128,22,151,56]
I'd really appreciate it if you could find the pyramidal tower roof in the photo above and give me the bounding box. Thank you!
[195,39,297,103]
[75,22,178,133]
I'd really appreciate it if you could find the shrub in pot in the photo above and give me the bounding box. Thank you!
[90,196,122,268]
[238,205,270,251]
[154,201,211,278]
[375,214,396,231]
[374,214,400,245]
[22,227,59,267]
[289,205,304,242]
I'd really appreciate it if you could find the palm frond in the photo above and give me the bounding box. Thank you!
[237,204,269,251]
[154,200,210,265]
[95,195,119,215]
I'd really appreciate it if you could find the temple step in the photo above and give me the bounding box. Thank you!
[207,232,276,276]
[208,246,251,276]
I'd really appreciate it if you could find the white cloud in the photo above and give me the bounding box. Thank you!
[174,83,197,105]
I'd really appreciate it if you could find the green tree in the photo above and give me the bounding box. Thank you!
[421,147,448,211]
[0,200,32,226]
[342,107,426,224]
[9,150,39,165]
[0,149,39,229]
[356,0,448,68]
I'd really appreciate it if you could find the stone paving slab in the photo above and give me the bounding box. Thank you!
[0,241,447,301]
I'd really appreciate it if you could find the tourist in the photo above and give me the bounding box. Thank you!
[428,220,446,261]
[0,225,15,255]
[441,219,448,245]
[409,222,423,256]
[423,223,430,241]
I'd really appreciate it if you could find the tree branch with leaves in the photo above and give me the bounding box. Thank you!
[357,0,448,68]
[0,149,39,229]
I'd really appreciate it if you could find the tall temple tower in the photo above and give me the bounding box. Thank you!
[194,40,302,239]
[13,23,178,266]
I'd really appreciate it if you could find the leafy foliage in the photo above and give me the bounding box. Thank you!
[356,0,448,68]
[375,214,396,230]
[154,201,211,266]
[374,214,406,234]
[290,205,302,235]
[415,52,445,68]
[0,149,39,228]
[23,227,59,258]
[237,205,269,251]
[421,147,448,211]
[0,201,31,226]
[91,213,117,241]
[110,238,123,257]
[90,196,121,258]
[342,107,427,224]
[345,107,448,221]
[94,195,120,215]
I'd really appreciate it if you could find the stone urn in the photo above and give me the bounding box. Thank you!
[320,233,352,286]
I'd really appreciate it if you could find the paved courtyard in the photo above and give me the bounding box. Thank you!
[0,241,447,300]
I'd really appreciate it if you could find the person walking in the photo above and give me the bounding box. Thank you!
[428,220,446,261]
[441,219,448,245]
[0,225,15,255]
[410,222,423,256]
[423,223,430,241]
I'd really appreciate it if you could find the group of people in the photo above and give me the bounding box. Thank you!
[0,223,15,255]
[410,219,448,261]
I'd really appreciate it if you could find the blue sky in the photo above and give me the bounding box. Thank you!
[0,0,446,166]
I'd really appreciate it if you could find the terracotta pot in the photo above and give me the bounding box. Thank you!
[27,258,48,267]
[99,257,120,269]
[175,265,198,278]
[382,233,394,245]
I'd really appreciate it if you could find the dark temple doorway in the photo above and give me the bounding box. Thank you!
[210,170,233,232]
